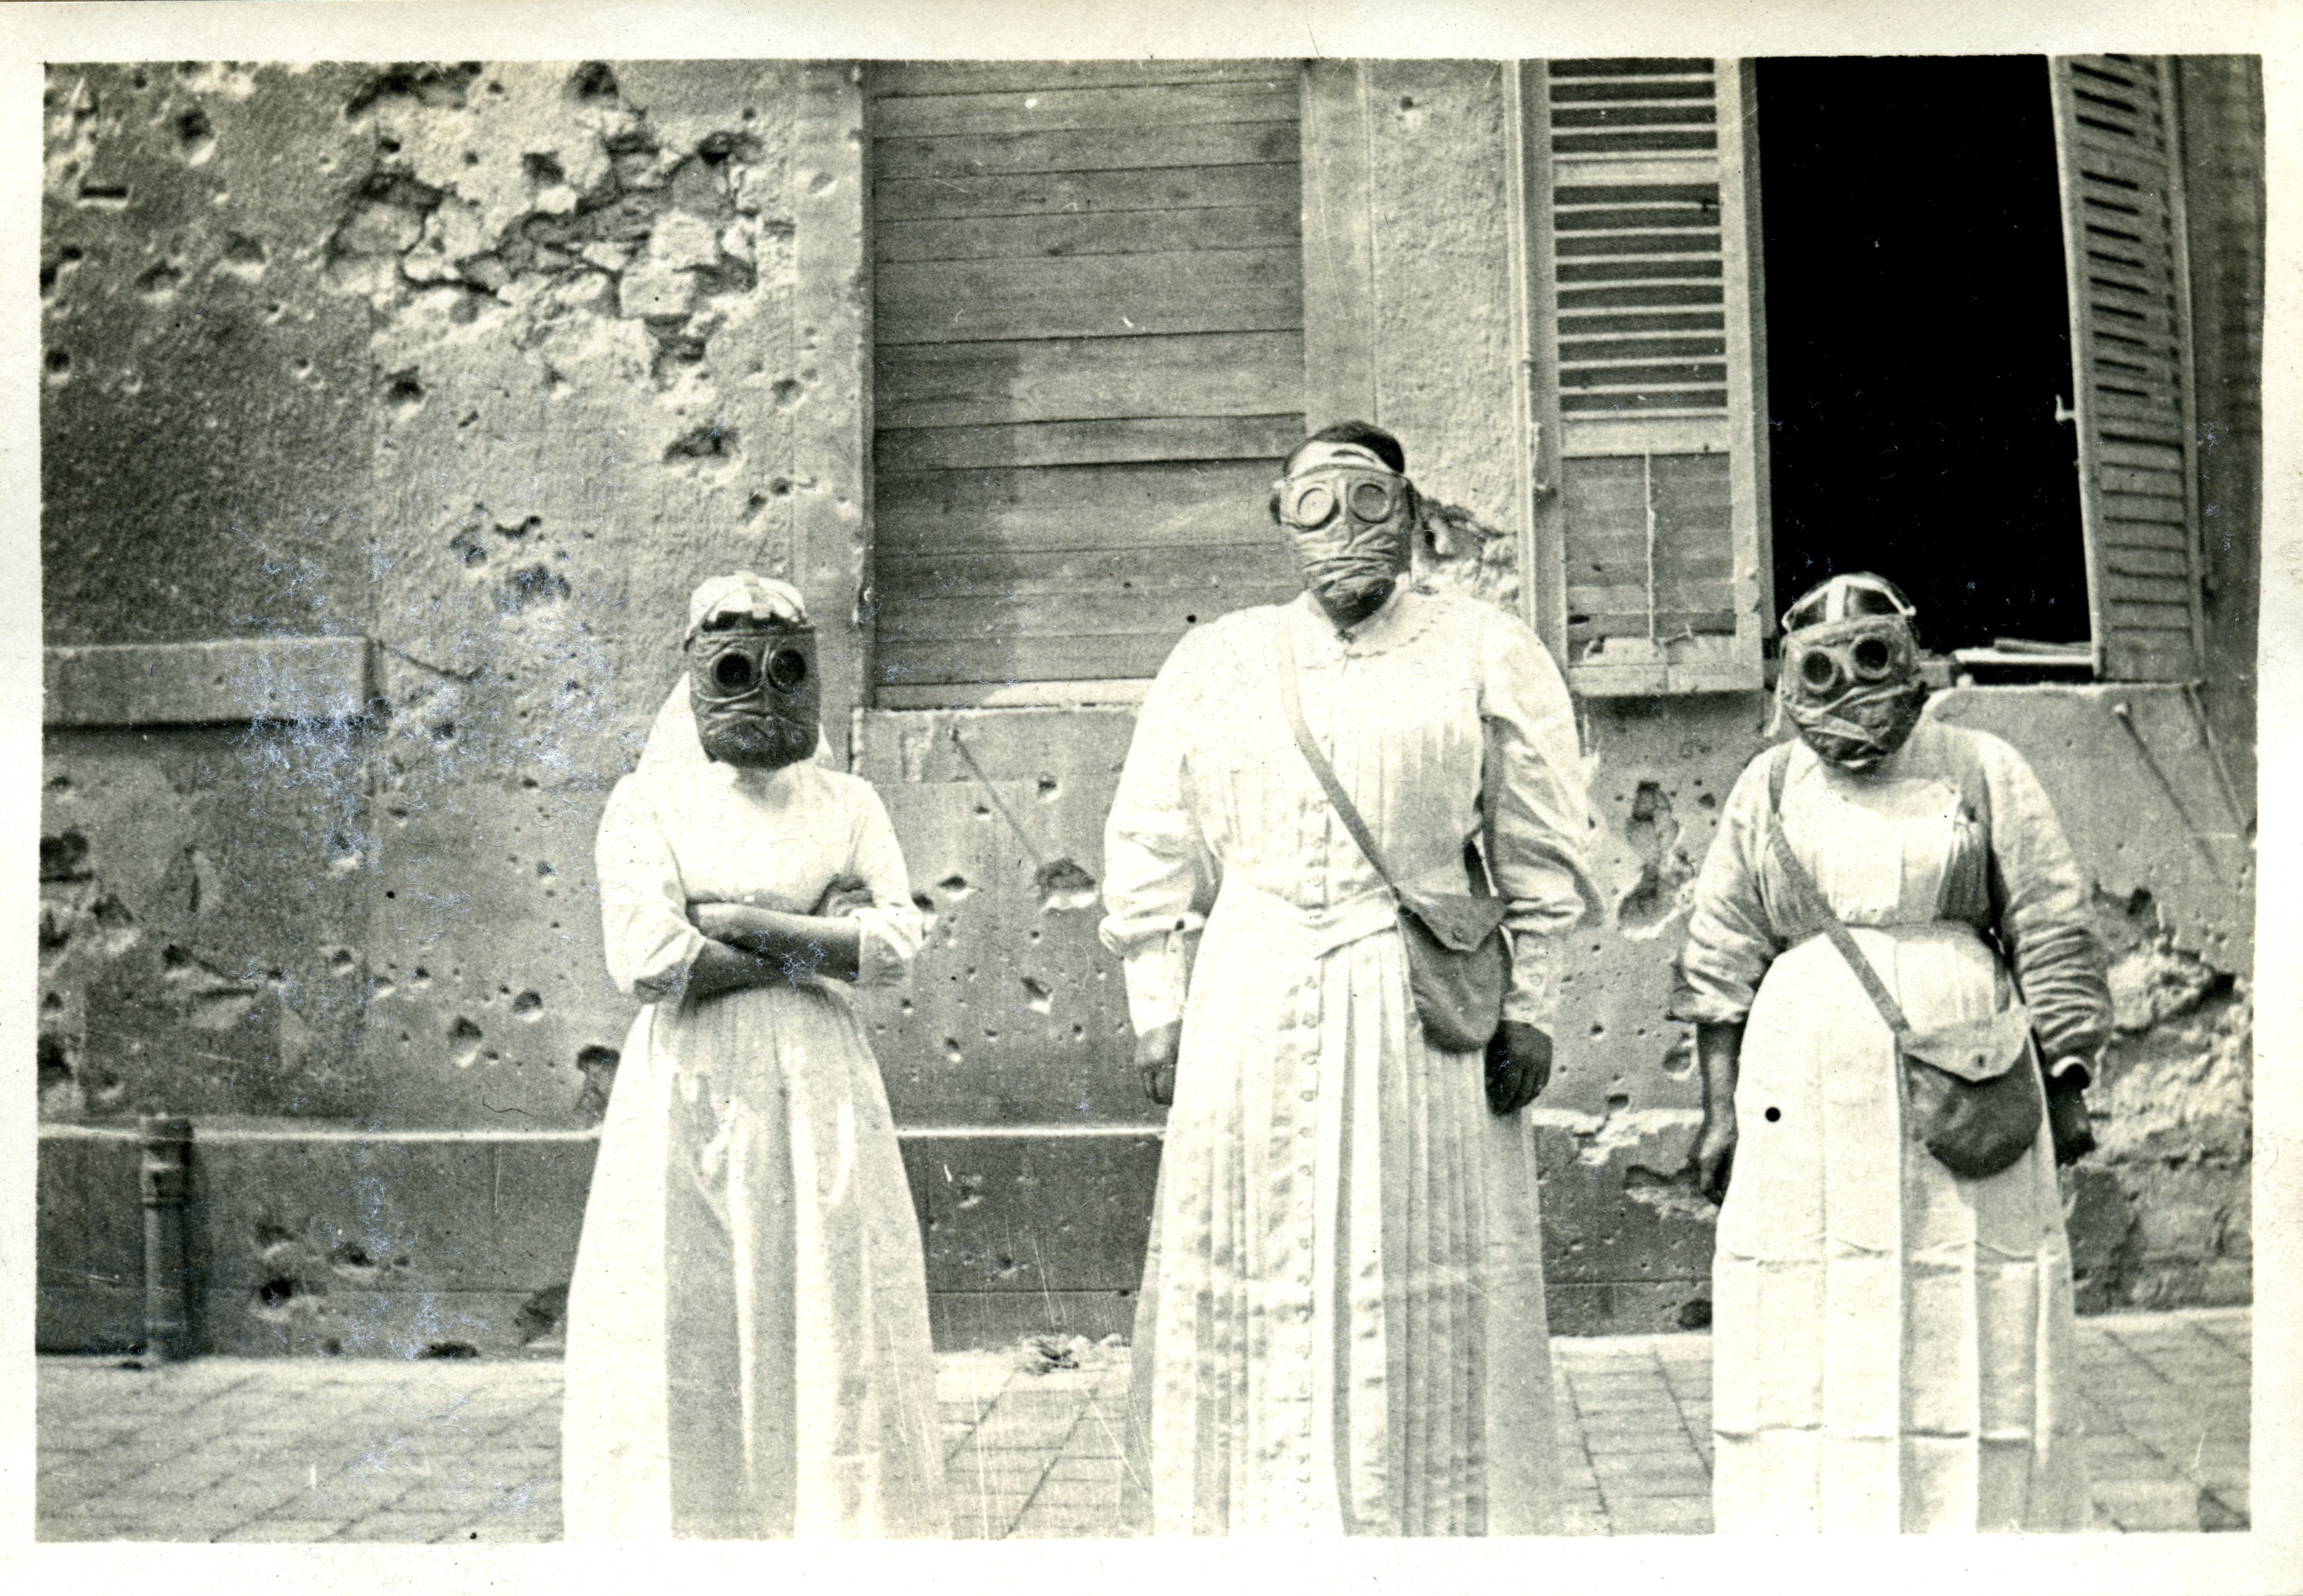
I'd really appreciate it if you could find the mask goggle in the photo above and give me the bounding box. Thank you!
[1277,466,1407,531]
[690,628,812,702]
[1783,618,1914,698]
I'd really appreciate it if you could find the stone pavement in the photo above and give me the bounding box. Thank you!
[34,1306,2250,1541]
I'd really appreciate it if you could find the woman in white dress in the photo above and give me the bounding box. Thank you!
[1672,573,2108,1532]
[563,573,946,1539]
[1101,423,1603,1536]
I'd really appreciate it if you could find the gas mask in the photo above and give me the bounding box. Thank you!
[1776,615,1927,773]
[1277,461,1415,628]
[685,576,821,771]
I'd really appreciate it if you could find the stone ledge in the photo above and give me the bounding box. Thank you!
[44,637,374,727]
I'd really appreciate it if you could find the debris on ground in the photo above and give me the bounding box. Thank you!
[1019,1332,1127,1376]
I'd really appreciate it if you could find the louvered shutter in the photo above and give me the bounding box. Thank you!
[2049,55,2206,682]
[1521,58,1769,695]
[868,62,1306,705]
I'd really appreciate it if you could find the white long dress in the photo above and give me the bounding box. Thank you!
[562,740,947,1539]
[1101,588,1602,1536]
[1673,722,2110,1532]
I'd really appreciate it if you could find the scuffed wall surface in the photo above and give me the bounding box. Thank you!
[350,60,828,1126]
[38,59,873,1348]
[1361,60,1522,535]
[43,63,378,644]
[2180,56,2262,807]
[40,64,384,1126]
[40,60,870,1133]
[38,58,2254,1351]
[40,727,370,1119]
[1931,687,2253,1313]
[1539,692,1774,1329]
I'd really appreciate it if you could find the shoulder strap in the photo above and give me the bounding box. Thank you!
[1763,739,1917,1044]
[1275,614,1402,897]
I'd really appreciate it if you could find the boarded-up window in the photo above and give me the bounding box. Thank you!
[2049,55,2207,682]
[1522,58,1771,695]
[868,62,1307,706]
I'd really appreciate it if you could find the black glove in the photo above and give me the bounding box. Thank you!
[1484,1021,1553,1116]
[2045,1067,2096,1166]
[1134,1021,1181,1106]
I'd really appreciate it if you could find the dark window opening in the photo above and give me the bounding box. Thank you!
[1757,56,2089,663]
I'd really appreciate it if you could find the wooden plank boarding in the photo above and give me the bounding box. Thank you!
[873,60,1296,97]
[875,459,1282,556]
[1529,56,1770,695]
[2050,54,2206,682]
[875,207,1302,265]
[872,79,1297,139]
[874,249,1302,344]
[869,61,1307,697]
[874,162,1298,223]
[875,332,1304,429]
[877,414,1302,473]
[874,119,1299,180]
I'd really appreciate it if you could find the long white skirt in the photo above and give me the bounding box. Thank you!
[1712,924,2089,1532]
[562,983,947,1538]
[1127,881,1561,1536]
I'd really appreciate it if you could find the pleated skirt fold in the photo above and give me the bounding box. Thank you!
[1129,887,1560,1536]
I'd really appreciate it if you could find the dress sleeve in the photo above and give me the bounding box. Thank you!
[1478,611,1607,1027]
[840,776,927,988]
[594,773,712,1003]
[1100,628,1220,1035]
[1668,752,1781,1026]
[1976,733,2113,1062]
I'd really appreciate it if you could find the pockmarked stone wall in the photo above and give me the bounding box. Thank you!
[38,59,873,1353]
[38,58,2255,1351]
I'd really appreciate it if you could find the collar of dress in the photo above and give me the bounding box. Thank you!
[1286,585,1430,660]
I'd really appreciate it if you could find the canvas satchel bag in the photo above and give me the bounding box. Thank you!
[1275,617,1510,1054]
[1764,742,2043,1180]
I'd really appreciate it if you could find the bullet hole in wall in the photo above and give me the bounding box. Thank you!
[569,61,620,105]
[1035,859,1098,913]
[41,831,91,882]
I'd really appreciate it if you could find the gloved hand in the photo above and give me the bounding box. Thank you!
[2045,1063,2096,1166]
[1484,1021,1553,1116]
[1134,1020,1181,1106]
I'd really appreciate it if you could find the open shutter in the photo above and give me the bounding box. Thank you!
[868,61,1306,707]
[1522,58,1770,695]
[2048,55,2206,682]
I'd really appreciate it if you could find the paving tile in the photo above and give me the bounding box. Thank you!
[1585,1427,1704,1456]
[1607,1498,1712,1535]
[2092,1480,2201,1533]
[337,1509,473,1543]
[1042,1454,1132,1483]
[944,1449,1053,1494]
[1028,1474,1132,1508]
[949,1492,1032,1540]
[1011,1504,1135,1538]
[31,1310,2257,1541]
[1593,1469,1707,1496]
[214,1519,362,1542]
[971,1415,1082,1451]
